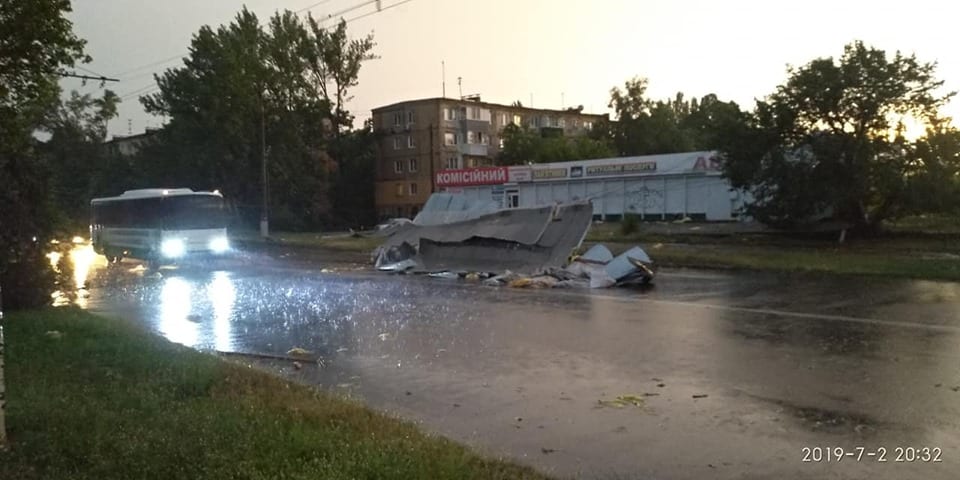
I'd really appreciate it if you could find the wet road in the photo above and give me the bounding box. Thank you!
[80,247,960,480]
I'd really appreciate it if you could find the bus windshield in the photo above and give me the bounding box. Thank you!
[163,195,227,229]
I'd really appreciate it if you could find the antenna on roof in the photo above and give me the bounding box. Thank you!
[442,61,446,98]
[457,77,462,99]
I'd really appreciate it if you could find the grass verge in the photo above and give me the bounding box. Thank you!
[231,230,381,253]
[0,308,549,480]
[599,242,960,281]
[234,226,960,281]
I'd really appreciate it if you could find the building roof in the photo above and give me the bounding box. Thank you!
[91,188,222,203]
[372,97,607,118]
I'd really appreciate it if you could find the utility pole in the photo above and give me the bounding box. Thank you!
[457,77,462,99]
[259,91,269,238]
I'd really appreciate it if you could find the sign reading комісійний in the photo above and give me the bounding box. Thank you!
[435,167,508,187]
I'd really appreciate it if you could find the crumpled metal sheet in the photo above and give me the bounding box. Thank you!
[413,193,501,226]
[579,244,615,264]
[375,197,594,274]
[605,246,655,284]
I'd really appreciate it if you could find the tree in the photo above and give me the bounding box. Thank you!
[0,0,91,449]
[605,77,745,156]
[41,90,120,226]
[721,41,956,230]
[140,9,376,230]
[498,123,615,165]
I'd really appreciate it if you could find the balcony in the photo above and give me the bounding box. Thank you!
[458,144,488,156]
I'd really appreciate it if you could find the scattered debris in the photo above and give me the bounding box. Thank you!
[378,332,390,341]
[292,361,303,370]
[657,383,666,388]
[286,347,313,357]
[405,391,412,396]
[541,448,556,455]
[45,330,63,340]
[597,394,647,408]
[693,394,709,399]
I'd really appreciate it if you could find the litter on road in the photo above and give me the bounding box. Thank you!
[372,193,655,288]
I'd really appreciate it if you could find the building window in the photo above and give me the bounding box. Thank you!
[444,132,456,145]
[393,137,401,149]
[498,137,505,149]
[410,182,418,195]
[408,158,418,172]
[407,135,415,148]
[407,111,415,124]
[395,183,404,197]
[393,112,402,126]
[499,112,509,126]
[478,131,488,145]
[584,121,593,130]
[558,117,566,128]
[394,160,403,174]
[445,156,459,169]
[466,131,475,144]
[445,108,458,121]
[573,118,581,128]
[513,114,522,125]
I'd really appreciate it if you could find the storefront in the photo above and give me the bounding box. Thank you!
[435,151,750,221]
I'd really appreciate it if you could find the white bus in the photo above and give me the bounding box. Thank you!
[90,188,231,264]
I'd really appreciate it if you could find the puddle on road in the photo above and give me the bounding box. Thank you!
[750,394,881,436]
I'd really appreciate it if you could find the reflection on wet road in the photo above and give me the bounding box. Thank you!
[81,249,960,480]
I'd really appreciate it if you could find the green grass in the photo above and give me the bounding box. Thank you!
[616,243,960,281]
[0,308,550,480]
[231,230,382,253]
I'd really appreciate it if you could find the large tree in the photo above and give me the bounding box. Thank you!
[0,0,91,449]
[1,0,89,310]
[604,77,746,156]
[498,124,615,165]
[141,9,376,229]
[40,89,120,226]
[721,41,956,230]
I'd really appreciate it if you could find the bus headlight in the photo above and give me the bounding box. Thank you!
[209,237,229,254]
[161,238,186,258]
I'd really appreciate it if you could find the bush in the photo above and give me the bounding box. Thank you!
[621,213,640,235]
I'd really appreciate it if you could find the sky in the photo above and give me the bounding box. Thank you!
[65,0,959,139]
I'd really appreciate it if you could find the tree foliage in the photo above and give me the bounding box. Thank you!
[40,90,120,225]
[139,9,377,229]
[721,41,956,229]
[498,123,615,165]
[604,77,746,156]
[0,0,90,309]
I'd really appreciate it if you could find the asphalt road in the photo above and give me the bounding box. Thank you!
[81,247,960,480]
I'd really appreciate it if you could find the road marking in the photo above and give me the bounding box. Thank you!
[543,289,960,333]
[650,298,960,333]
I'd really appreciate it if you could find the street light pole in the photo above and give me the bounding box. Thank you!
[259,91,269,238]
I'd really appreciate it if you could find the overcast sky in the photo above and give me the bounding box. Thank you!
[66,0,959,139]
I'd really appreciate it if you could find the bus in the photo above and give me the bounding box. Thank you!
[90,188,230,265]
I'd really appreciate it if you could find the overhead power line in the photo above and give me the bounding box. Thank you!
[345,0,413,23]
[115,53,188,79]
[295,0,335,13]
[111,0,411,87]
[57,72,120,83]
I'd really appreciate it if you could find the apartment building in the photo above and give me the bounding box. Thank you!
[372,97,607,219]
